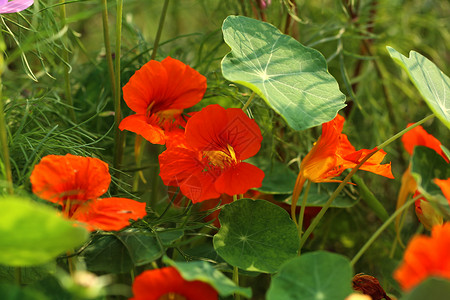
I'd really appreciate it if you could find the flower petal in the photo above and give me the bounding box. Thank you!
[30,154,110,204]
[131,267,218,300]
[402,124,446,160]
[72,197,146,232]
[214,162,265,195]
[119,114,166,145]
[0,0,33,14]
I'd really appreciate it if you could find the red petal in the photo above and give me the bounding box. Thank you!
[72,197,146,231]
[119,114,165,145]
[131,267,218,300]
[214,162,265,195]
[30,154,110,204]
[402,124,446,160]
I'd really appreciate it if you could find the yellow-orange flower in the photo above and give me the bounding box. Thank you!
[394,223,450,291]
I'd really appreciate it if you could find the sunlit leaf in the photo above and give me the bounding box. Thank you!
[221,16,346,130]
[266,251,353,300]
[0,197,89,267]
[387,47,450,129]
[213,199,299,273]
[163,256,252,298]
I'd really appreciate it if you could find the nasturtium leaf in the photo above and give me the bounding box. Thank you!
[213,199,299,273]
[0,197,89,267]
[266,251,353,300]
[163,256,252,298]
[0,283,47,300]
[387,47,450,129]
[410,146,450,215]
[116,229,165,266]
[401,278,450,300]
[221,15,346,130]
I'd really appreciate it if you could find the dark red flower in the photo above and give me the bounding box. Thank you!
[131,267,218,300]
[159,104,264,203]
[119,56,207,144]
[30,154,146,231]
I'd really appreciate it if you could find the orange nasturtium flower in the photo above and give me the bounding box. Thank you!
[159,104,265,203]
[397,124,447,231]
[291,114,393,214]
[131,267,218,300]
[119,56,207,145]
[394,222,450,291]
[30,154,146,231]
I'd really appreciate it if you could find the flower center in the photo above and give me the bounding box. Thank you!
[146,102,182,126]
[158,293,187,300]
[203,144,238,168]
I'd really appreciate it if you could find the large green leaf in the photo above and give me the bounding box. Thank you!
[410,146,450,216]
[221,16,346,130]
[213,199,299,273]
[387,47,450,129]
[266,251,353,300]
[0,197,89,267]
[163,257,252,298]
[401,278,450,300]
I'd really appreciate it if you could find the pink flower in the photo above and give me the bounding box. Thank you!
[0,0,33,14]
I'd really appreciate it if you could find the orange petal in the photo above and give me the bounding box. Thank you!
[401,124,446,160]
[119,114,166,144]
[214,162,265,196]
[72,197,146,231]
[30,154,110,204]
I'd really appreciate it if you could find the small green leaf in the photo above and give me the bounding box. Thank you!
[0,197,89,267]
[163,257,252,298]
[401,278,450,300]
[213,199,299,273]
[410,146,450,215]
[266,251,353,300]
[222,16,346,130]
[387,47,450,129]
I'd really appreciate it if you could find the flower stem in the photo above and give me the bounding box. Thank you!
[112,0,124,193]
[297,180,311,255]
[350,195,419,267]
[151,0,169,60]
[290,172,306,225]
[59,0,76,123]
[298,114,435,251]
[101,0,116,100]
[233,266,240,300]
[242,92,256,112]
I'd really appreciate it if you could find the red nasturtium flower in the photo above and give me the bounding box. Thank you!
[30,154,146,231]
[119,56,207,145]
[291,114,393,214]
[159,104,265,203]
[397,124,447,230]
[394,222,450,291]
[131,267,218,300]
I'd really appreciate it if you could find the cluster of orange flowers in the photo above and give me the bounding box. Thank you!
[28,56,450,298]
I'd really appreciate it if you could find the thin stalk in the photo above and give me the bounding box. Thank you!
[297,180,311,255]
[59,0,76,122]
[242,92,256,112]
[350,195,419,267]
[233,266,240,300]
[290,173,306,225]
[101,0,116,100]
[299,114,434,250]
[151,0,169,60]
[233,194,238,202]
[112,0,124,193]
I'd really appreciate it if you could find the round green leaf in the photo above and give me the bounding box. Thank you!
[0,197,89,267]
[213,199,299,273]
[401,278,450,300]
[387,47,450,129]
[221,16,346,131]
[163,256,252,298]
[267,251,353,300]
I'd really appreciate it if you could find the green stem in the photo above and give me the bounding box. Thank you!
[297,180,311,255]
[352,174,390,222]
[59,0,76,122]
[350,195,419,267]
[242,92,256,111]
[233,266,240,300]
[101,0,116,100]
[151,0,169,60]
[112,0,124,193]
[233,194,238,202]
[298,114,434,251]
